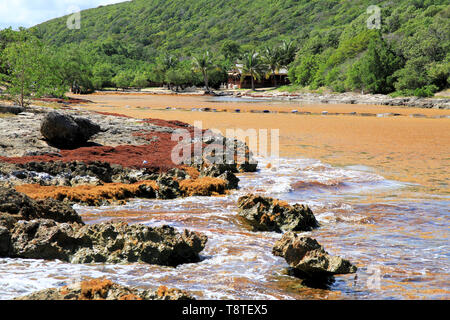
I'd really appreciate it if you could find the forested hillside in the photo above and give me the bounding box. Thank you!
[1,0,449,97]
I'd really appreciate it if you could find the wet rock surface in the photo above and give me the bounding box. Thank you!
[2,218,207,266]
[273,232,357,277]
[0,186,82,224]
[15,278,195,300]
[5,165,237,206]
[0,187,207,266]
[238,195,319,233]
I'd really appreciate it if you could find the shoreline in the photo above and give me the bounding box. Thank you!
[89,88,450,109]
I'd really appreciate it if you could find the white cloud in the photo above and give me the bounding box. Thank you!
[0,0,129,29]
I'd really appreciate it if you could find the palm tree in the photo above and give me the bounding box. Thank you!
[279,40,297,66]
[262,46,282,87]
[240,50,266,91]
[192,51,214,93]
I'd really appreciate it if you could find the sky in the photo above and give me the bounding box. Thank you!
[0,0,129,30]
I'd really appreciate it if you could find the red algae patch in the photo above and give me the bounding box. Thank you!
[141,118,192,129]
[179,177,228,196]
[0,115,196,171]
[15,181,158,206]
[0,141,179,171]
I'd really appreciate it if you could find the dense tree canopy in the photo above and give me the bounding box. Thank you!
[0,0,448,96]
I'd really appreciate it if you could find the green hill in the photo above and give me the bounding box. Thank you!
[16,0,450,94]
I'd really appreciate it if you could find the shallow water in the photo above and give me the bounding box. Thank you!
[0,157,449,300]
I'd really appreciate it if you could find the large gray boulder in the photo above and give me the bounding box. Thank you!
[40,112,101,147]
[273,232,357,277]
[238,195,319,233]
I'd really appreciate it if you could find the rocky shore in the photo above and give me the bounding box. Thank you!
[92,88,450,109]
[0,186,207,266]
[0,102,360,299]
[0,104,256,205]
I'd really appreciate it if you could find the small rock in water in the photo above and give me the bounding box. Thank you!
[237,194,319,233]
[273,232,357,277]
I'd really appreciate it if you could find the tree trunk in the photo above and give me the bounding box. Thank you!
[273,71,277,87]
[203,71,210,93]
[20,69,24,107]
[251,76,255,91]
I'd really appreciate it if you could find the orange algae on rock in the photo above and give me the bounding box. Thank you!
[181,166,201,179]
[157,285,169,298]
[179,177,228,196]
[79,279,114,300]
[15,181,158,206]
[156,285,183,299]
[273,199,290,208]
[119,294,143,300]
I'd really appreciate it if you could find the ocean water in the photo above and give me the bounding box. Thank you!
[1,157,448,300]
